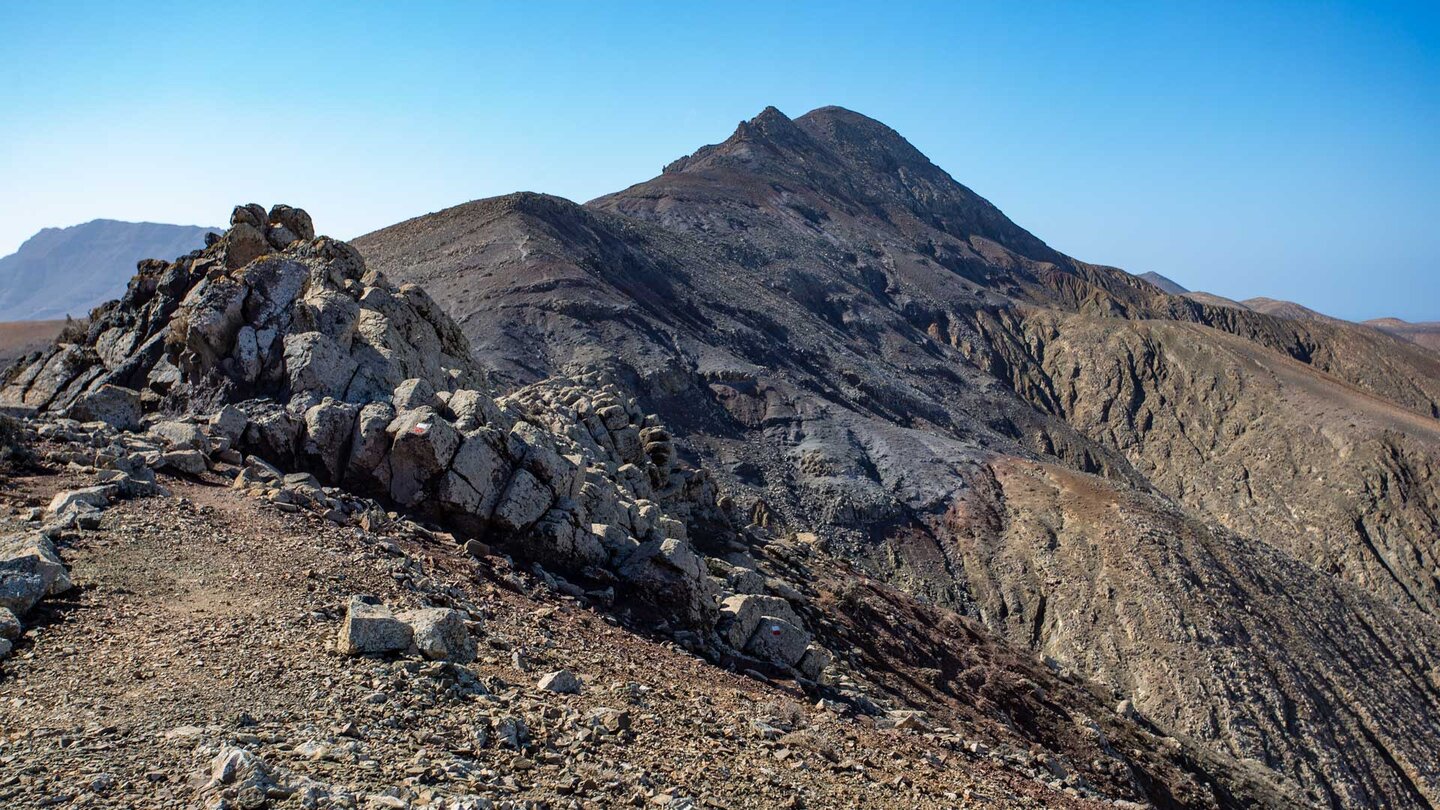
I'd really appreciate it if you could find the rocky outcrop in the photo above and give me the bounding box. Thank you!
[0,206,826,672]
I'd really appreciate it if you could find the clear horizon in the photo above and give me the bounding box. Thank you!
[1,1,1436,321]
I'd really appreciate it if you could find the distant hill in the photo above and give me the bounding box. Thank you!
[0,220,217,321]
[1242,296,1345,323]
[1136,271,1188,294]
[1367,317,1440,352]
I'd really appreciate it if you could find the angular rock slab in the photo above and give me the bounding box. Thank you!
[336,596,412,655]
[0,533,73,596]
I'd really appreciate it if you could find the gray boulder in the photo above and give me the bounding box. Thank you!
[47,486,112,517]
[148,420,207,450]
[492,468,553,532]
[743,616,810,666]
[68,385,142,431]
[336,596,412,656]
[0,606,19,640]
[392,378,438,411]
[0,571,46,616]
[718,594,804,649]
[210,405,249,443]
[160,449,209,476]
[397,607,476,663]
[302,399,359,480]
[386,407,460,507]
[0,533,73,596]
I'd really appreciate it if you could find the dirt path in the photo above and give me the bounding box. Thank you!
[0,467,1093,809]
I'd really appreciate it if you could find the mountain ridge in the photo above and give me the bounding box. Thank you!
[355,105,1440,807]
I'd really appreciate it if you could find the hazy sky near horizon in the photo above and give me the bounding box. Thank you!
[1,1,1436,321]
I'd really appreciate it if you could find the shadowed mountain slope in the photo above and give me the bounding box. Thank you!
[356,106,1440,807]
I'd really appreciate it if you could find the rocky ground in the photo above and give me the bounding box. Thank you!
[0,450,1124,809]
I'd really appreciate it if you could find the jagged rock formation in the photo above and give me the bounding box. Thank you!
[0,206,815,673]
[357,106,1440,807]
[0,206,1326,808]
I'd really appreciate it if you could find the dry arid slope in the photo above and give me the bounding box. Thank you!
[1368,317,1440,352]
[0,320,67,367]
[0,205,1299,808]
[357,106,1440,808]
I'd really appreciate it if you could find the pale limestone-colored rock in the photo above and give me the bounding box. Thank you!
[0,533,72,596]
[283,331,357,400]
[392,378,438,411]
[210,405,249,443]
[397,607,476,663]
[47,486,113,517]
[336,596,412,655]
[492,468,553,532]
[68,385,142,431]
[719,593,804,649]
[438,428,511,519]
[536,669,582,694]
[386,407,461,506]
[302,399,359,481]
[148,420,207,450]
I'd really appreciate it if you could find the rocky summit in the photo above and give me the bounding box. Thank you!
[0,108,1437,809]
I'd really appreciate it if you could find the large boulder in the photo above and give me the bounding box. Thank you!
[0,534,72,597]
[336,596,412,655]
[397,607,475,663]
[386,407,461,507]
[718,594,805,649]
[0,571,46,616]
[47,486,113,518]
[148,420,207,450]
[67,385,142,431]
[491,468,553,532]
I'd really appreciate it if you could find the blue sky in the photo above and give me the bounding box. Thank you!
[1,1,1436,321]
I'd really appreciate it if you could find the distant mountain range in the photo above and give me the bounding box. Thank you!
[1135,270,1439,350]
[0,219,217,321]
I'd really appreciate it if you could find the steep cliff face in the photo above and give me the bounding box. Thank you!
[945,457,1440,808]
[355,106,1440,807]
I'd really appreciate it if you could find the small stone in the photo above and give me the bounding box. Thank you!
[537,669,582,694]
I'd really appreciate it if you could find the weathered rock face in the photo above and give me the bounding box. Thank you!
[959,307,1440,619]
[0,206,817,660]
